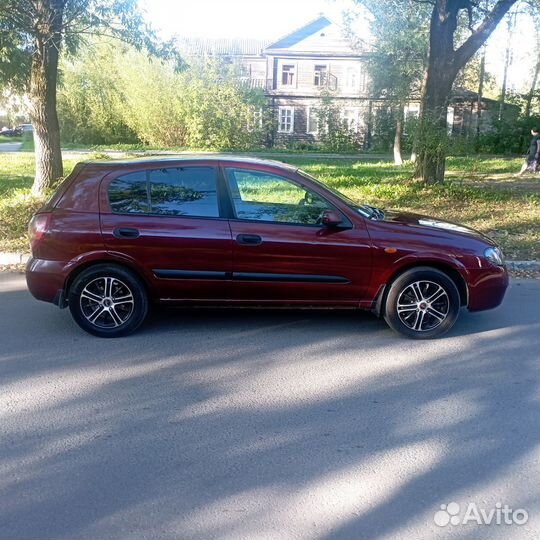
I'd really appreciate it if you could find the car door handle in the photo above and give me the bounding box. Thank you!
[113,227,140,239]
[236,234,262,246]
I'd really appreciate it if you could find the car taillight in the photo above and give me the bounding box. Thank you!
[28,213,51,252]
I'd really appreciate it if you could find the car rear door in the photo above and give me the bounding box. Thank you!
[100,162,233,302]
[223,164,372,304]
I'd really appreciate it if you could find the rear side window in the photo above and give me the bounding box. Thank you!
[108,172,149,214]
[149,167,218,217]
[108,167,219,218]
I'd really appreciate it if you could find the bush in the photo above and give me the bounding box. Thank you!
[0,189,47,250]
[477,115,540,155]
[57,40,270,151]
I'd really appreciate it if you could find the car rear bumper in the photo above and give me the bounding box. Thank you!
[26,257,67,305]
[467,265,509,312]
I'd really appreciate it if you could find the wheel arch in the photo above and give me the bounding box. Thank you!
[63,258,152,305]
[374,261,469,317]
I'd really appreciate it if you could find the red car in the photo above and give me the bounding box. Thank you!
[26,156,508,339]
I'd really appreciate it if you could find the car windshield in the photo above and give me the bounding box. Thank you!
[297,169,384,219]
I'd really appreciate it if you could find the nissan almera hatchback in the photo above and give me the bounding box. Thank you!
[26,156,508,339]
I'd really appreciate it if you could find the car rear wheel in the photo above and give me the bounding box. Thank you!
[383,267,461,339]
[68,264,148,337]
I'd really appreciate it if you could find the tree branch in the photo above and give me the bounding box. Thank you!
[453,0,518,69]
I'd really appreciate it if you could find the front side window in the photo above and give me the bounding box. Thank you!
[226,168,334,225]
[281,64,295,85]
[108,167,219,218]
[108,172,149,214]
[149,167,219,217]
[278,107,294,133]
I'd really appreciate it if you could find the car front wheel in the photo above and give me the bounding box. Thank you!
[68,264,148,337]
[383,267,461,339]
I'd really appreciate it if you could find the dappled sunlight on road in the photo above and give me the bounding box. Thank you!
[0,274,539,539]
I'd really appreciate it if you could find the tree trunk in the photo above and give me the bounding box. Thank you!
[393,103,404,165]
[29,0,64,196]
[416,0,518,185]
[475,47,486,150]
[498,9,517,121]
[415,7,456,184]
[411,68,429,164]
[525,54,540,118]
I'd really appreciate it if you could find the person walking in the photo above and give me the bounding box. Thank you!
[516,127,540,176]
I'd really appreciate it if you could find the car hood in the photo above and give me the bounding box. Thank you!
[374,210,497,245]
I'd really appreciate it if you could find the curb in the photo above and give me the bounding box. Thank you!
[505,260,540,271]
[0,252,30,265]
[1,252,539,271]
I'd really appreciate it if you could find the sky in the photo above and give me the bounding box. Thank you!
[139,0,536,93]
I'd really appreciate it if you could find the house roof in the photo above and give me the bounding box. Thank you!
[265,15,332,50]
[176,37,269,57]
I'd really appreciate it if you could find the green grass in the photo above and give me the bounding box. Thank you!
[0,152,538,259]
[0,153,77,252]
[0,135,22,143]
[19,132,35,152]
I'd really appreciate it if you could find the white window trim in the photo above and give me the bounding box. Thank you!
[313,63,329,88]
[278,106,295,133]
[280,62,298,88]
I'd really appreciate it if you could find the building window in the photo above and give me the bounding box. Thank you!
[405,103,421,119]
[247,108,263,132]
[281,64,295,86]
[346,67,359,90]
[447,106,455,134]
[278,106,294,133]
[307,107,319,134]
[314,65,328,86]
[359,70,368,92]
[342,108,359,132]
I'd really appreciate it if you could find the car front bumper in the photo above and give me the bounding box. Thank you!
[466,264,509,312]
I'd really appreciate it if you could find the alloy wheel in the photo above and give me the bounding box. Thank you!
[396,280,450,332]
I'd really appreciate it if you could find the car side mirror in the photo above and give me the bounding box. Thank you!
[322,210,343,227]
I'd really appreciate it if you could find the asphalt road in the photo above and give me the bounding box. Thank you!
[0,273,539,540]
[0,142,22,152]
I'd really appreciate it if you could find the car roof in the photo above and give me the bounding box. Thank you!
[82,153,299,172]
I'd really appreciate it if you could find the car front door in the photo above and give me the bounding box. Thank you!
[223,165,372,305]
[100,163,233,301]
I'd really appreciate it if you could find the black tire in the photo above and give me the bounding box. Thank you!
[383,267,461,339]
[68,264,148,338]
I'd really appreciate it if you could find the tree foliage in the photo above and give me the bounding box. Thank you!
[58,39,270,150]
[0,0,181,194]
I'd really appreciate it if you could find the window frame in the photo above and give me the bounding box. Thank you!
[345,66,360,90]
[281,63,296,86]
[342,107,360,132]
[105,165,227,221]
[306,106,319,135]
[277,106,295,133]
[313,64,328,87]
